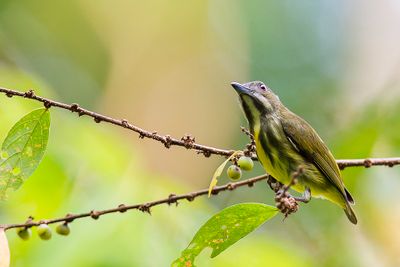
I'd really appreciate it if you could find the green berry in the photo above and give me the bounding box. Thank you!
[56,223,70,236]
[227,165,242,180]
[17,227,31,241]
[238,156,254,171]
[37,224,52,240]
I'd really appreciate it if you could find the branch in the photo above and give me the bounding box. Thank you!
[337,158,400,169]
[0,87,233,158]
[1,86,400,169]
[1,174,269,231]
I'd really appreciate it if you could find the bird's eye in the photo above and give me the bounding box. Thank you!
[260,84,267,91]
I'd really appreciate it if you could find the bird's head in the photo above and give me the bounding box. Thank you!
[231,81,281,125]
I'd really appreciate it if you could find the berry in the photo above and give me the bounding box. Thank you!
[56,223,70,236]
[227,165,242,180]
[238,156,254,171]
[37,224,52,240]
[17,227,31,241]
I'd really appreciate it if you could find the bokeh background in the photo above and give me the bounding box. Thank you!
[1,1,400,266]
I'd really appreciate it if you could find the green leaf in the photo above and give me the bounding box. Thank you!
[172,203,278,267]
[0,108,50,199]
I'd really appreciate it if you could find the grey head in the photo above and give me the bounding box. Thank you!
[231,81,282,119]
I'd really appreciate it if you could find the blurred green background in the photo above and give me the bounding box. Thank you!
[1,1,400,266]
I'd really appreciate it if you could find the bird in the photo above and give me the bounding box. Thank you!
[231,81,357,224]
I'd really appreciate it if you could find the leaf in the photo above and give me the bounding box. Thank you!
[0,229,10,267]
[172,203,278,267]
[208,151,241,197]
[0,108,51,199]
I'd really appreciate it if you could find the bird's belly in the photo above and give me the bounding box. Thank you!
[255,132,329,198]
[255,137,300,185]
[254,128,294,184]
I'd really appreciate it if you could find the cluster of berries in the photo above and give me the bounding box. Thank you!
[16,223,70,241]
[226,156,254,181]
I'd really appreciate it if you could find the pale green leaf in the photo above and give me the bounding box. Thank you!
[172,203,278,267]
[0,108,50,199]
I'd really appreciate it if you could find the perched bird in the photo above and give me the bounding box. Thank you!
[231,81,357,224]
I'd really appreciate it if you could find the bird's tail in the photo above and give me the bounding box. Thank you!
[343,201,358,225]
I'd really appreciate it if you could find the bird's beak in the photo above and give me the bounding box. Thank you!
[231,82,251,95]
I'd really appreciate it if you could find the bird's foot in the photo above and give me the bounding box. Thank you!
[268,167,310,218]
[294,187,311,203]
[266,176,284,193]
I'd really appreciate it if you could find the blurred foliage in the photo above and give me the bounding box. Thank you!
[0,0,109,106]
[0,1,399,267]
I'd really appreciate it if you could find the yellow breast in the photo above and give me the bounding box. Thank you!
[253,119,293,185]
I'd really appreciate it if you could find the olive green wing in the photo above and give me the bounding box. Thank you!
[280,110,349,200]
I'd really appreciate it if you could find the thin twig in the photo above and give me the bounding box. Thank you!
[0,87,233,158]
[337,158,400,169]
[1,87,400,169]
[1,174,269,231]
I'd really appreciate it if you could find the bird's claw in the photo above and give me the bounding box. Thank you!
[294,187,311,203]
